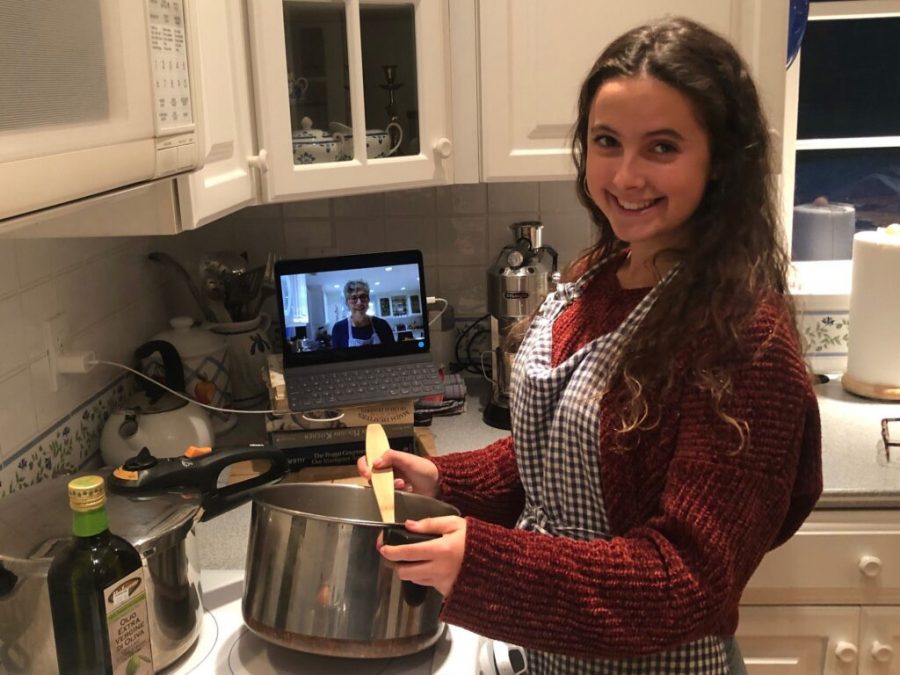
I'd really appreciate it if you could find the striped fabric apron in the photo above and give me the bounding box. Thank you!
[508,258,732,674]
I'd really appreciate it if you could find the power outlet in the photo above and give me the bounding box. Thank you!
[43,314,69,392]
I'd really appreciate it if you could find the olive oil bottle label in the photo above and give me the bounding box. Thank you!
[104,568,154,674]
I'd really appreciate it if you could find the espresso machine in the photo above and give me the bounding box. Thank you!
[484,221,558,429]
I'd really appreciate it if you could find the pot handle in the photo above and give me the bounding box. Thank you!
[200,445,289,520]
[383,527,440,607]
[107,444,289,520]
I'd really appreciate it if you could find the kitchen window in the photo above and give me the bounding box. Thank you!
[787,0,900,272]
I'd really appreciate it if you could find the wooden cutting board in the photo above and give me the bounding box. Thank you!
[366,423,395,523]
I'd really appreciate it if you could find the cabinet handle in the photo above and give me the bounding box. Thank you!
[859,555,883,577]
[434,138,452,158]
[834,641,858,663]
[871,641,894,663]
[247,149,269,174]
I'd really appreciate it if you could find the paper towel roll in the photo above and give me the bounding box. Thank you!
[842,225,900,399]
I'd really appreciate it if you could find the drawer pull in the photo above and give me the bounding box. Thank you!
[871,641,894,663]
[835,641,858,663]
[859,555,883,577]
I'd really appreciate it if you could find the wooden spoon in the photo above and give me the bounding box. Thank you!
[366,423,395,523]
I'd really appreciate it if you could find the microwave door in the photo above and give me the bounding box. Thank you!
[0,0,198,221]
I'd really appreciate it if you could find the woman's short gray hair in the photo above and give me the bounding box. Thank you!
[344,279,370,298]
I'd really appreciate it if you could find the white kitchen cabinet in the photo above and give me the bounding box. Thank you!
[738,606,860,674]
[244,0,454,203]
[859,608,900,675]
[477,0,790,181]
[178,0,259,230]
[737,511,900,675]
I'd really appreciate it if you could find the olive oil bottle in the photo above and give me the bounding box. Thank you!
[48,476,154,674]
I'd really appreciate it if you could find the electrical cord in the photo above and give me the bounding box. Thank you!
[427,296,449,327]
[453,313,492,376]
[90,359,279,415]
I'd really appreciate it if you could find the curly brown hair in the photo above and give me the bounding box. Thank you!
[569,16,798,450]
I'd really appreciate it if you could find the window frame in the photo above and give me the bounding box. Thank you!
[785,0,900,293]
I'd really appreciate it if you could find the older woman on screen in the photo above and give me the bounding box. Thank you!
[331,280,396,348]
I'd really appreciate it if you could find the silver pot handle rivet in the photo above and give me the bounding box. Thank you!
[835,641,858,663]
[871,641,894,663]
[859,555,882,577]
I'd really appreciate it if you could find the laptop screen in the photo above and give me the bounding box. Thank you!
[275,250,431,367]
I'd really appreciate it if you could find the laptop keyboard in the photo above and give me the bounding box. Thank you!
[286,362,444,410]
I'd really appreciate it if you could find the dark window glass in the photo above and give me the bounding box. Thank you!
[792,147,900,259]
[797,17,900,139]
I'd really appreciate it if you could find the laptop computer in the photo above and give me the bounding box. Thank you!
[274,249,444,412]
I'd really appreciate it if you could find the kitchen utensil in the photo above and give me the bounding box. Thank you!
[224,265,266,321]
[242,483,459,658]
[0,445,288,674]
[149,251,217,323]
[147,317,236,434]
[248,251,276,318]
[100,340,215,467]
[208,313,272,408]
[366,423,395,522]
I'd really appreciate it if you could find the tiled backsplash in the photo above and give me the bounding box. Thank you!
[0,181,593,496]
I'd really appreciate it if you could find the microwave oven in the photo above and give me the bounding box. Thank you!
[0,0,202,222]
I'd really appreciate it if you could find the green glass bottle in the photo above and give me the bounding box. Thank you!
[48,476,154,674]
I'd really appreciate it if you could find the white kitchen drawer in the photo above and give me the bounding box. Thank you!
[742,511,900,606]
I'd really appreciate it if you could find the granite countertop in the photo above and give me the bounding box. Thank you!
[196,374,900,569]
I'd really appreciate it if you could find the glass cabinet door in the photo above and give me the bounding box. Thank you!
[248,0,450,201]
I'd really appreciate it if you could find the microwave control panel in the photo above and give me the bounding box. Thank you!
[148,0,194,134]
[147,0,197,176]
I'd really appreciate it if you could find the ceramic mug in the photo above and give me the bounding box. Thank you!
[209,313,272,408]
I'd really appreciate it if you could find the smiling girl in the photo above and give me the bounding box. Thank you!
[359,16,822,674]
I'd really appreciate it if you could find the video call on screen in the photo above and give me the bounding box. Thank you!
[280,263,425,352]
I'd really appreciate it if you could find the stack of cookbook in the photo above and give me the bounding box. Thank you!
[264,355,415,470]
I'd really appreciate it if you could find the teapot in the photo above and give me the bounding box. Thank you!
[100,341,215,467]
[291,117,402,164]
[330,120,403,159]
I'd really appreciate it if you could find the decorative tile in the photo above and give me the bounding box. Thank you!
[0,375,132,499]
[799,311,850,374]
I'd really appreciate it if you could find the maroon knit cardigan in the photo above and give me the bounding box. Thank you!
[431,264,822,658]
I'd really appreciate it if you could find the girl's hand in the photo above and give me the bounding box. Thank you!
[378,516,466,596]
[356,448,440,498]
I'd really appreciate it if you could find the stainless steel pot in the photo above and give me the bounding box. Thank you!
[243,483,460,658]
[0,445,286,674]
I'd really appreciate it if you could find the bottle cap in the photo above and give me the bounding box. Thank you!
[68,475,106,512]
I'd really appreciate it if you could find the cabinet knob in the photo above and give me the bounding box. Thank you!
[859,555,883,577]
[247,148,269,174]
[835,641,858,663]
[871,641,894,663]
[434,138,452,158]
